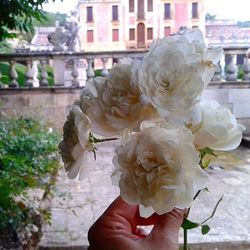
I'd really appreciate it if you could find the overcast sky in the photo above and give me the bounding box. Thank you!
[43,0,250,21]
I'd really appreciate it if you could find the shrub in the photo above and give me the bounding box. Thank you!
[0,117,60,231]
[238,65,245,80]
[94,69,102,77]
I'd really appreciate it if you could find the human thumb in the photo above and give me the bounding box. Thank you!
[143,208,186,250]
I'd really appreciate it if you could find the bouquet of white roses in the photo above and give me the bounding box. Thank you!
[59,28,245,249]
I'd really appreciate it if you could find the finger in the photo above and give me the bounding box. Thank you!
[101,196,139,230]
[136,212,160,226]
[89,196,139,236]
[101,197,159,228]
[144,208,186,250]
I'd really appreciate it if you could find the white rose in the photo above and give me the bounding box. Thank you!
[59,105,94,180]
[112,126,208,217]
[139,28,223,124]
[192,100,245,151]
[81,60,159,137]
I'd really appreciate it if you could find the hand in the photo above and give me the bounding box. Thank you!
[88,196,185,250]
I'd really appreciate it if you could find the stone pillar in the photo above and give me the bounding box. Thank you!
[53,57,65,86]
[64,59,86,87]
[243,58,250,81]
[32,60,40,87]
[101,58,109,77]
[25,60,34,87]
[9,60,19,88]
[40,60,49,87]
[71,59,79,87]
[86,58,95,84]
[225,54,237,81]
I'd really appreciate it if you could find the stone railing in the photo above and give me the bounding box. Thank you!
[0,46,250,89]
[0,51,146,88]
[211,46,250,82]
[1,47,250,132]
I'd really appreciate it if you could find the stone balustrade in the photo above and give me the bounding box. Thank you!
[0,51,146,89]
[0,47,250,89]
[1,48,250,133]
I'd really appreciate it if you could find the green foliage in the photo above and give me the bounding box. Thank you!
[0,62,26,86]
[0,41,14,54]
[182,195,223,237]
[237,21,250,28]
[0,62,54,86]
[182,218,200,230]
[0,117,60,229]
[19,12,68,43]
[33,12,68,27]
[199,147,217,169]
[0,0,62,41]
[95,69,102,77]
[238,65,245,80]
[205,13,217,21]
[201,225,210,235]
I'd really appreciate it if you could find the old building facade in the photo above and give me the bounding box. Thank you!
[77,0,205,52]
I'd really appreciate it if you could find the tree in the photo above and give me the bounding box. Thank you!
[32,12,68,27]
[0,0,62,41]
[21,12,68,43]
[205,13,217,21]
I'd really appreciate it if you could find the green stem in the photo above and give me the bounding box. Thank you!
[94,137,118,143]
[183,228,188,250]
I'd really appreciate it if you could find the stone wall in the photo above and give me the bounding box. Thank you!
[0,87,82,133]
[203,85,250,134]
[1,84,250,134]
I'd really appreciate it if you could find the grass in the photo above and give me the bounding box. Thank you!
[0,62,54,87]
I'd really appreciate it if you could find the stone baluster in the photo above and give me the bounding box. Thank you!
[25,60,34,87]
[71,59,79,87]
[9,60,19,88]
[32,60,39,87]
[40,60,49,87]
[225,54,237,81]
[243,57,250,81]
[211,62,222,82]
[101,58,109,77]
[86,58,95,84]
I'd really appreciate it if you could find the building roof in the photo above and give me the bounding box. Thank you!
[206,20,250,47]
[30,27,56,51]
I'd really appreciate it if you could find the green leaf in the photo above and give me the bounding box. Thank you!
[200,147,217,157]
[201,225,210,235]
[199,147,217,169]
[181,218,200,230]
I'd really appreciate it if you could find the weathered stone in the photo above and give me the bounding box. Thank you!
[38,143,250,249]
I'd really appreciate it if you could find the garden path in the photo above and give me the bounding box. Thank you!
[38,141,250,250]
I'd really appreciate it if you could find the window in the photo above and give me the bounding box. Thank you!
[112,5,119,21]
[147,27,153,40]
[192,2,198,18]
[129,0,134,12]
[87,30,94,43]
[129,29,135,40]
[164,26,171,36]
[112,29,119,41]
[87,6,93,22]
[164,3,171,19]
[148,0,153,11]
[137,0,145,19]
